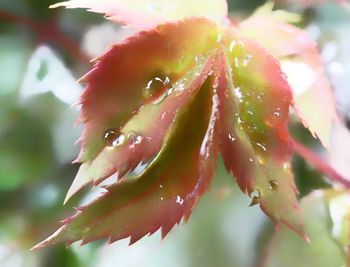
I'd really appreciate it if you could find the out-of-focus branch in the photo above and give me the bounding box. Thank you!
[292,138,350,189]
[0,9,91,65]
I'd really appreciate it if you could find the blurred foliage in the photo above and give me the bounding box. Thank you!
[0,0,349,266]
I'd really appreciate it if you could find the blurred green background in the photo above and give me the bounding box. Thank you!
[0,0,349,266]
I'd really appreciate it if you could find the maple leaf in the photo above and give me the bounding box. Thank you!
[65,18,219,201]
[35,0,348,248]
[239,3,338,148]
[34,68,220,247]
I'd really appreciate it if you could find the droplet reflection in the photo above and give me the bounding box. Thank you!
[268,180,279,191]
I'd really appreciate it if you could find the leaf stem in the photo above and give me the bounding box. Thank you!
[292,138,350,189]
[0,9,90,65]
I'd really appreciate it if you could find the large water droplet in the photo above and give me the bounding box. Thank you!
[268,180,279,191]
[143,74,171,99]
[104,128,118,147]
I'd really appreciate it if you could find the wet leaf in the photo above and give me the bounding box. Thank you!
[33,75,219,248]
[65,18,219,201]
[239,4,337,148]
[74,18,218,163]
[35,2,322,248]
[218,36,304,235]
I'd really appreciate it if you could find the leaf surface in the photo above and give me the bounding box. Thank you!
[51,0,228,29]
[75,18,218,163]
[33,75,220,248]
[239,5,337,147]
[66,54,216,201]
[218,36,304,235]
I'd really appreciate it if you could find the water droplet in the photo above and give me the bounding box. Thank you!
[250,190,260,198]
[176,195,184,205]
[281,72,288,80]
[161,112,166,120]
[242,54,252,66]
[112,134,126,147]
[257,156,265,165]
[159,184,163,189]
[268,180,279,191]
[173,79,186,93]
[229,40,245,53]
[255,142,267,152]
[249,158,254,163]
[103,128,118,147]
[257,92,265,102]
[233,87,243,103]
[143,74,171,99]
[127,131,143,145]
[228,133,236,142]
[273,111,280,118]
[160,197,164,201]
[246,110,254,117]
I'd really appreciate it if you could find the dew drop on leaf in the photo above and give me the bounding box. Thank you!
[257,92,264,102]
[242,54,252,66]
[127,131,144,145]
[228,133,236,142]
[268,180,279,191]
[143,74,171,99]
[103,128,118,147]
[176,195,184,205]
